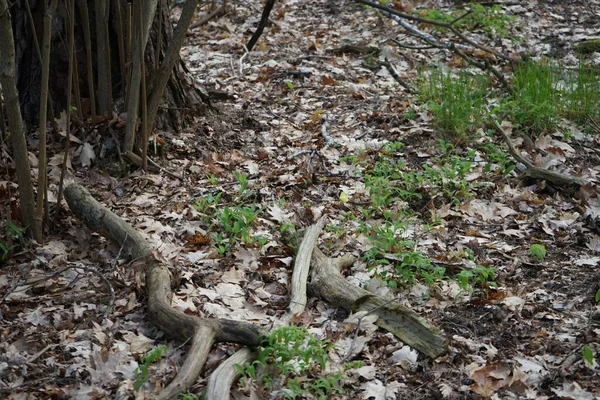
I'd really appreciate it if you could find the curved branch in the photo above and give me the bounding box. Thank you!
[64,183,264,399]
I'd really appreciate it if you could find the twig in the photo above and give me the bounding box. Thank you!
[1,263,115,317]
[491,118,589,188]
[190,0,228,29]
[449,44,509,88]
[354,0,512,61]
[246,0,275,52]
[378,59,418,93]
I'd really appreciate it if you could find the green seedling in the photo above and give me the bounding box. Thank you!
[456,265,497,291]
[529,244,547,261]
[234,171,250,194]
[582,346,595,367]
[134,345,168,391]
[178,393,201,400]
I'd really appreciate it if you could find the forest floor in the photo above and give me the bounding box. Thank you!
[2,0,600,399]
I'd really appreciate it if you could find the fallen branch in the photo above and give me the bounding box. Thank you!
[491,119,589,189]
[64,183,263,399]
[354,0,512,61]
[205,219,326,398]
[246,0,276,52]
[309,247,448,358]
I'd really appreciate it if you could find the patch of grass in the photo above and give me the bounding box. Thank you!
[507,59,560,133]
[560,62,600,124]
[235,326,342,399]
[419,69,489,141]
[499,59,600,134]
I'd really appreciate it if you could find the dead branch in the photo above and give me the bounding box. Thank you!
[246,0,276,52]
[309,247,448,358]
[491,119,590,190]
[205,219,327,399]
[354,0,512,61]
[64,183,263,399]
[190,1,228,30]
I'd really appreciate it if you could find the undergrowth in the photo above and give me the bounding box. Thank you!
[235,326,342,399]
[344,141,498,290]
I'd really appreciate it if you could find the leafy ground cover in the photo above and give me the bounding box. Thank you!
[1,0,600,399]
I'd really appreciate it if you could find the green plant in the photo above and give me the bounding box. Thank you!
[418,5,517,37]
[582,346,595,367]
[217,205,260,242]
[529,244,547,261]
[479,140,516,176]
[560,62,600,124]
[178,393,201,400]
[456,265,497,290]
[0,242,12,263]
[595,288,600,303]
[236,326,341,399]
[193,192,223,223]
[419,69,489,140]
[507,60,560,133]
[134,345,168,391]
[344,360,364,369]
[1,220,23,263]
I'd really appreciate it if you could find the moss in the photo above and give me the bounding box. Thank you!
[574,39,600,54]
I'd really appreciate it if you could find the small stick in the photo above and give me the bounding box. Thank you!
[246,0,276,52]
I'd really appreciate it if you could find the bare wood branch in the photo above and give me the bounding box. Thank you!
[354,0,512,61]
[246,0,276,52]
[491,119,589,189]
[309,247,448,358]
[64,183,264,399]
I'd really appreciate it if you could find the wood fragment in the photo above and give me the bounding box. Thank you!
[309,247,448,358]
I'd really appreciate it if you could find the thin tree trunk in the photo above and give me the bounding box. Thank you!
[35,0,59,238]
[95,0,112,116]
[123,0,158,156]
[0,0,41,241]
[147,0,200,131]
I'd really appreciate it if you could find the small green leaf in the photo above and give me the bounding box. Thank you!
[595,288,600,303]
[529,244,546,261]
[285,81,295,89]
[582,346,594,366]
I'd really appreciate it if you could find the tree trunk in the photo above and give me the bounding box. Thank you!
[10,0,205,133]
